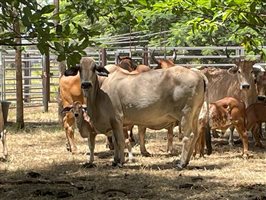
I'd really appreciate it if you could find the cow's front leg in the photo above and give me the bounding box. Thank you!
[63,113,77,154]
[112,121,125,167]
[83,133,96,168]
[177,114,200,169]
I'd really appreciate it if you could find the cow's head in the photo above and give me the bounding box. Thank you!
[227,58,257,90]
[253,64,266,101]
[117,56,137,72]
[78,57,109,96]
[151,49,176,69]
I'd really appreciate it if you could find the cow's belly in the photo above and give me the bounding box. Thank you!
[123,109,180,129]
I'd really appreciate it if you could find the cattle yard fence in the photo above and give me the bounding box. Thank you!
[0,45,264,110]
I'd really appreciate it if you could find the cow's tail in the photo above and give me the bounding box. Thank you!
[191,69,212,155]
[201,73,212,155]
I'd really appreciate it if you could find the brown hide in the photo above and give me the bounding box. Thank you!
[246,103,266,147]
[195,97,248,157]
[59,73,84,153]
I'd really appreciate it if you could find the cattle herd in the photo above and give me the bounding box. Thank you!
[2,51,265,170]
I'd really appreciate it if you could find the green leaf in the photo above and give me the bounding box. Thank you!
[222,10,233,22]
[40,5,55,14]
[137,0,147,6]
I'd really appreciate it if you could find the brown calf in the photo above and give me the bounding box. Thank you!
[59,72,84,154]
[195,97,248,158]
[246,102,266,147]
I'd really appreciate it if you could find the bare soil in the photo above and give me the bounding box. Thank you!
[0,103,265,200]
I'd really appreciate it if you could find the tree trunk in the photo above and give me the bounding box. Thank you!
[13,10,24,129]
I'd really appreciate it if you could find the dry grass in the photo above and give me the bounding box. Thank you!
[0,103,266,200]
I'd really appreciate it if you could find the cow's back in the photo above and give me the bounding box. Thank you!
[59,73,84,107]
[101,66,205,128]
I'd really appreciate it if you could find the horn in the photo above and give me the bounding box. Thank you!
[253,64,265,72]
[172,48,177,61]
[151,49,159,64]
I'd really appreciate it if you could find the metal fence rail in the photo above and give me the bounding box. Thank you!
[0,45,264,109]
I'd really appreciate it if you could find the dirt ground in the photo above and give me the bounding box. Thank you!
[0,103,266,200]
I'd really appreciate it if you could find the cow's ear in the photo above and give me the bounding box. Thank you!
[64,66,80,76]
[227,65,239,74]
[117,55,122,62]
[62,106,73,113]
[95,65,109,77]
[81,105,87,112]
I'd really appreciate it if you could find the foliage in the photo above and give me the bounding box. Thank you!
[0,0,265,66]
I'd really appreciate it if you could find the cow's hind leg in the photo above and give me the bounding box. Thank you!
[252,124,264,148]
[0,130,7,159]
[235,124,249,158]
[177,114,200,169]
[228,126,235,146]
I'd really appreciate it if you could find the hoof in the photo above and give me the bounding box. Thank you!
[141,151,151,157]
[175,160,187,170]
[228,140,235,147]
[82,162,96,168]
[242,154,249,160]
[255,142,264,148]
[112,161,123,168]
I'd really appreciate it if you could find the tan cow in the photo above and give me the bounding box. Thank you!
[0,103,7,159]
[194,97,248,158]
[78,57,206,169]
[62,101,134,166]
[246,102,266,147]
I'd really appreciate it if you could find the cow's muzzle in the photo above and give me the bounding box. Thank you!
[257,95,266,102]
[241,84,250,90]
[81,81,92,89]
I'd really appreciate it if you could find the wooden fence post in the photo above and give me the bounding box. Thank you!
[42,52,50,112]
[143,46,149,66]
[101,48,107,67]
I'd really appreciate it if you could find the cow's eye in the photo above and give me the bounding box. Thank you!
[251,70,254,74]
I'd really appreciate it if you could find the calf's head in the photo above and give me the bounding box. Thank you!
[62,102,86,119]
[254,66,266,101]
[117,56,136,72]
